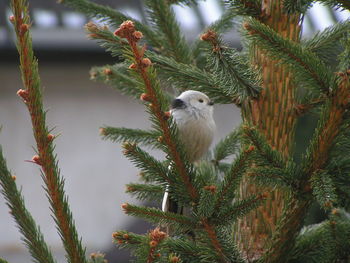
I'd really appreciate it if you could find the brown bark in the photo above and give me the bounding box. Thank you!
[237,1,301,260]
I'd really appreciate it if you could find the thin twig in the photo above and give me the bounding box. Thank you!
[11,1,86,262]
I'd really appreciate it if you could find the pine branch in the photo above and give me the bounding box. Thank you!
[122,142,171,185]
[115,228,167,263]
[10,1,86,262]
[247,166,294,190]
[302,73,350,176]
[0,149,56,263]
[214,194,265,224]
[289,211,350,262]
[100,126,161,147]
[192,9,238,60]
[85,22,127,58]
[201,30,261,103]
[326,156,350,210]
[224,0,262,17]
[115,21,198,201]
[149,53,236,104]
[162,238,200,262]
[200,219,228,263]
[261,73,350,263]
[0,259,9,263]
[302,20,350,66]
[294,96,326,115]
[88,252,107,263]
[282,0,312,13]
[121,203,195,227]
[146,0,192,63]
[310,170,337,209]
[283,0,350,13]
[243,125,286,168]
[243,18,336,95]
[338,31,350,72]
[112,230,146,247]
[215,146,255,209]
[61,0,163,48]
[197,186,218,218]
[258,197,313,263]
[213,127,241,163]
[126,183,164,202]
[167,0,197,4]
[84,20,234,104]
[90,64,143,98]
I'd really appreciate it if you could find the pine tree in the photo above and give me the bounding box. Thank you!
[1,0,350,263]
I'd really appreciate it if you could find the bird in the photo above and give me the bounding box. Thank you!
[162,90,216,214]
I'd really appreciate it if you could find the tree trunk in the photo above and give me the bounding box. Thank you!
[237,1,301,260]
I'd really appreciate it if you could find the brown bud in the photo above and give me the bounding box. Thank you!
[170,256,180,262]
[103,68,112,75]
[47,134,55,142]
[261,192,269,198]
[150,227,167,240]
[324,201,333,208]
[157,136,163,143]
[337,71,345,77]
[163,111,171,120]
[155,253,161,257]
[246,145,255,153]
[99,128,106,136]
[243,22,252,31]
[123,233,130,239]
[121,20,135,31]
[126,186,134,192]
[88,33,99,39]
[141,58,152,67]
[204,185,216,193]
[32,155,41,165]
[12,175,16,181]
[20,24,29,34]
[304,184,312,193]
[9,15,15,23]
[331,208,340,215]
[200,30,217,42]
[114,20,135,38]
[17,89,29,101]
[117,239,123,244]
[129,63,137,69]
[121,203,129,210]
[140,93,152,102]
[149,240,158,247]
[85,21,98,32]
[133,31,143,40]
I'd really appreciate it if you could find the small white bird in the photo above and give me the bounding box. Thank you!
[162,90,216,213]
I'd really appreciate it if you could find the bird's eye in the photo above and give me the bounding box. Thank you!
[198,99,204,103]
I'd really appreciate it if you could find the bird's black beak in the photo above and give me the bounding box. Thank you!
[208,100,214,106]
[171,98,186,109]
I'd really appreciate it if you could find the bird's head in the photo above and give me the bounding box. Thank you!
[171,90,214,117]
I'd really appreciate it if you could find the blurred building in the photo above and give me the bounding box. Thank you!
[0,0,349,262]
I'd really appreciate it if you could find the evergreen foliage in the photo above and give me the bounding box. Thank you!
[1,0,350,262]
[0,149,56,263]
[283,0,350,14]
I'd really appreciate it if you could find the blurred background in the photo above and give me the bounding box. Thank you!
[0,0,349,262]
